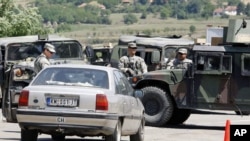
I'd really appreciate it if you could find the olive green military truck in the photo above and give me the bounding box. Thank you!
[0,35,92,122]
[128,18,250,127]
[106,34,195,126]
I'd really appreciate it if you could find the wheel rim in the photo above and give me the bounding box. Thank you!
[144,99,160,116]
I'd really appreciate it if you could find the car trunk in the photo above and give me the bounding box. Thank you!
[25,86,109,112]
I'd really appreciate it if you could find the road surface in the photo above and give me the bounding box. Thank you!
[1,109,249,141]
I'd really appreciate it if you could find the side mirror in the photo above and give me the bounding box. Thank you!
[133,89,144,99]
[151,50,160,64]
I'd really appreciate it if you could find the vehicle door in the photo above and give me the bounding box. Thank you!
[2,42,43,122]
[110,45,127,68]
[232,53,250,110]
[113,70,140,133]
[192,52,232,108]
[1,44,19,122]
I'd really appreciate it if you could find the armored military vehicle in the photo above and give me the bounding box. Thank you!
[106,34,195,126]
[129,18,250,127]
[0,35,92,122]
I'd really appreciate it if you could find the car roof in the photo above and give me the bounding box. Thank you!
[0,35,76,46]
[46,64,118,72]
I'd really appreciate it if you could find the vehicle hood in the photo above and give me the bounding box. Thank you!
[142,69,187,84]
[13,59,87,68]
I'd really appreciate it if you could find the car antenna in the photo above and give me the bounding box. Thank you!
[235,19,247,35]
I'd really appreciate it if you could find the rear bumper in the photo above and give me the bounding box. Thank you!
[17,109,119,136]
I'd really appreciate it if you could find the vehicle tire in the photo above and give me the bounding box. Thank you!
[141,86,174,127]
[235,111,250,115]
[130,118,145,141]
[168,108,191,125]
[51,134,65,141]
[105,120,121,141]
[21,129,38,141]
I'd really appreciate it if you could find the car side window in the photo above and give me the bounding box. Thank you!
[241,54,250,76]
[195,52,232,74]
[114,70,133,95]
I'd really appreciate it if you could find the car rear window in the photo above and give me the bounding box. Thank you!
[32,67,109,89]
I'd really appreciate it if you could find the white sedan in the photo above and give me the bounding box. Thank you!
[16,64,145,141]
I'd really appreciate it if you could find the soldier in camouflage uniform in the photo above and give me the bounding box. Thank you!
[167,48,192,69]
[118,42,147,77]
[34,43,56,73]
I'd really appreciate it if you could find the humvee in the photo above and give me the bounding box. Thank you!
[128,18,250,127]
[106,34,194,126]
[0,35,92,122]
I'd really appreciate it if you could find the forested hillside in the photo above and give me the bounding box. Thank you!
[8,0,250,44]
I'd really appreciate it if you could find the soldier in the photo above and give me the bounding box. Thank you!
[167,48,192,69]
[118,42,147,77]
[34,43,56,73]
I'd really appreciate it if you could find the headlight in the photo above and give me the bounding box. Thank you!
[132,75,143,84]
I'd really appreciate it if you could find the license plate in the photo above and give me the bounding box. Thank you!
[46,97,78,107]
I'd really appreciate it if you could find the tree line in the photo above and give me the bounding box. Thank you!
[0,0,250,37]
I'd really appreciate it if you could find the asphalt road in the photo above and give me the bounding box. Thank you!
[1,109,250,141]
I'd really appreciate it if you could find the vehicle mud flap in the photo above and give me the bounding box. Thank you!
[141,86,174,127]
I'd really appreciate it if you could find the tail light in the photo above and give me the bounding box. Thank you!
[14,68,23,77]
[19,90,29,106]
[96,94,108,111]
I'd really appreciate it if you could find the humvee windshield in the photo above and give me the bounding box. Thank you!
[116,46,161,71]
[7,41,82,61]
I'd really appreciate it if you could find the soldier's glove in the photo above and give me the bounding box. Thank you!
[126,68,136,76]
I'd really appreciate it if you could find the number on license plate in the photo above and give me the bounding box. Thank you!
[47,97,78,107]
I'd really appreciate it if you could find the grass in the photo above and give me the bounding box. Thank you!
[12,0,232,45]
[60,13,230,45]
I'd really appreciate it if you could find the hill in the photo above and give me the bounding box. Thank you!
[12,0,249,45]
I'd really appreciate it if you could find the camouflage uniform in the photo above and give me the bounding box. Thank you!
[167,58,192,69]
[34,43,56,73]
[34,53,50,73]
[167,48,192,69]
[119,55,148,76]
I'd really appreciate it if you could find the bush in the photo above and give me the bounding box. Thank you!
[123,13,138,25]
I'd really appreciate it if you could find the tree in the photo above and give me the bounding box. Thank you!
[138,0,148,5]
[186,0,202,14]
[228,0,240,6]
[201,2,215,19]
[246,3,250,17]
[123,13,138,25]
[160,8,170,19]
[237,2,245,15]
[189,25,196,35]
[152,0,167,5]
[0,0,50,37]
[140,11,147,19]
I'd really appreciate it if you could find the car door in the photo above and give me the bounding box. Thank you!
[113,70,140,132]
